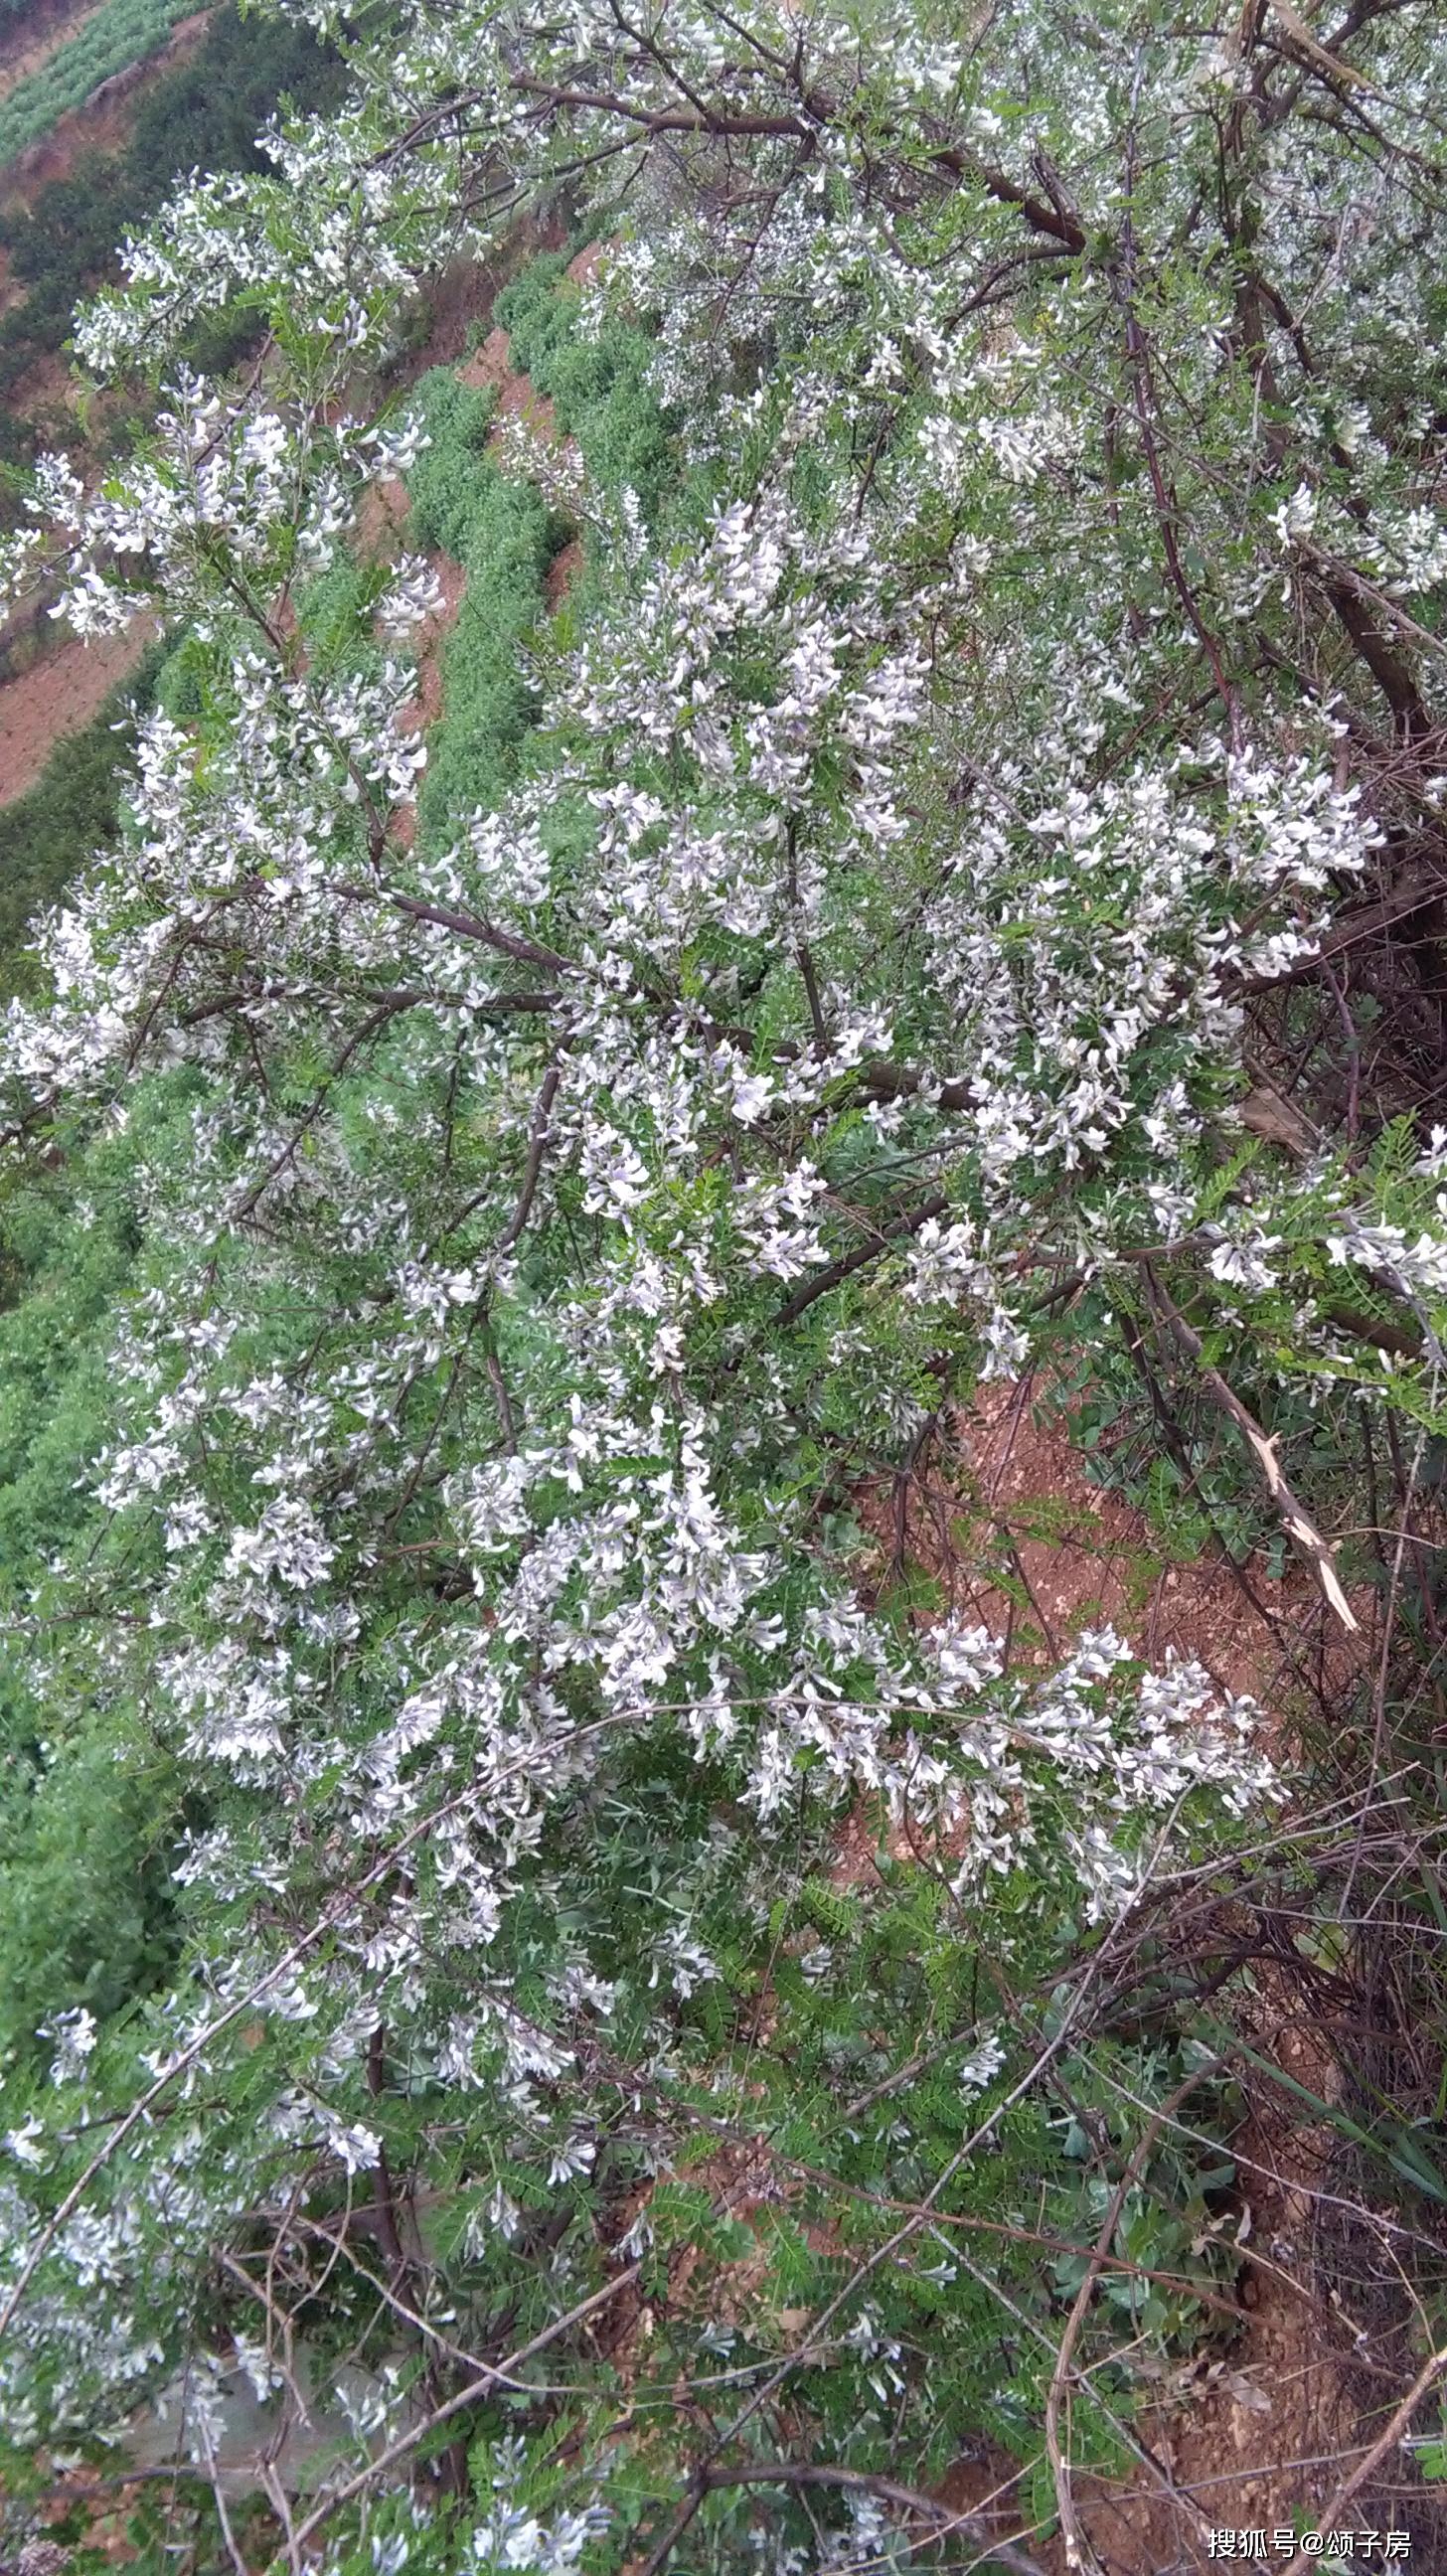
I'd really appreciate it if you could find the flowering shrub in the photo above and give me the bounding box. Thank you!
[0,0,1445,2567]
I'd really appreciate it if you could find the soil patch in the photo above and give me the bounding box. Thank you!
[457,321,560,443]
[858,1379,1369,1714]
[0,615,152,803]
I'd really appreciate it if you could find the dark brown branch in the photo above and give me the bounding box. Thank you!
[635,2462,1047,2576]
[335,881,571,974]
[179,983,560,1029]
[513,69,1086,247]
[857,1057,972,1112]
[436,1059,563,1256]
[1115,214,1241,741]
[512,74,805,140]
[495,1061,563,1253]
[1318,570,1434,740]
[772,1193,947,1330]
[1235,860,1447,989]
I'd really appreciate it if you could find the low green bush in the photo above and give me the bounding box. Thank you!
[407,368,562,838]
[399,255,690,843]
[495,252,674,516]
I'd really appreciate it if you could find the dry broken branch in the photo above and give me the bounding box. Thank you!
[1142,1268,1361,1631]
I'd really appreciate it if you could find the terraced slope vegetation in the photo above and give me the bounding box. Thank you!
[0,2,344,471]
[0,6,1445,2575]
[0,4,344,814]
[0,0,110,107]
[0,0,202,168]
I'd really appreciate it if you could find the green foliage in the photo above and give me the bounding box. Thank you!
[402,256,694,842]
[407,368,560,834]
[495,254,674,517]
[0,1087,196,2065]
[0,1717,180,2067]
[583,1842,1253,2522]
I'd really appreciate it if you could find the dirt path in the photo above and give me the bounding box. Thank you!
[946,1380,1367,1701]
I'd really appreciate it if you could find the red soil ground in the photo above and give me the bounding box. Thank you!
[0,616,152,801]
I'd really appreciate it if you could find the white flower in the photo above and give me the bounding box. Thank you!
[223,1495,335,1591]
[1270,483,1318,548]
[1207,1228,1281,1293]
[42,2007,97,2087]
[4,2115,46,2168]
[730,1070,776,1126]
[958,2030,1007,2099]
[547,2135,596,2187]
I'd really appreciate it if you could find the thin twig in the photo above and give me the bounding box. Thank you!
[662,2463,1047,2576]
[1044,2064,1219,2572]
[278,2268,640,2562]
[1280,2339,1447,2573]
[1142,1267,1360,1630]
